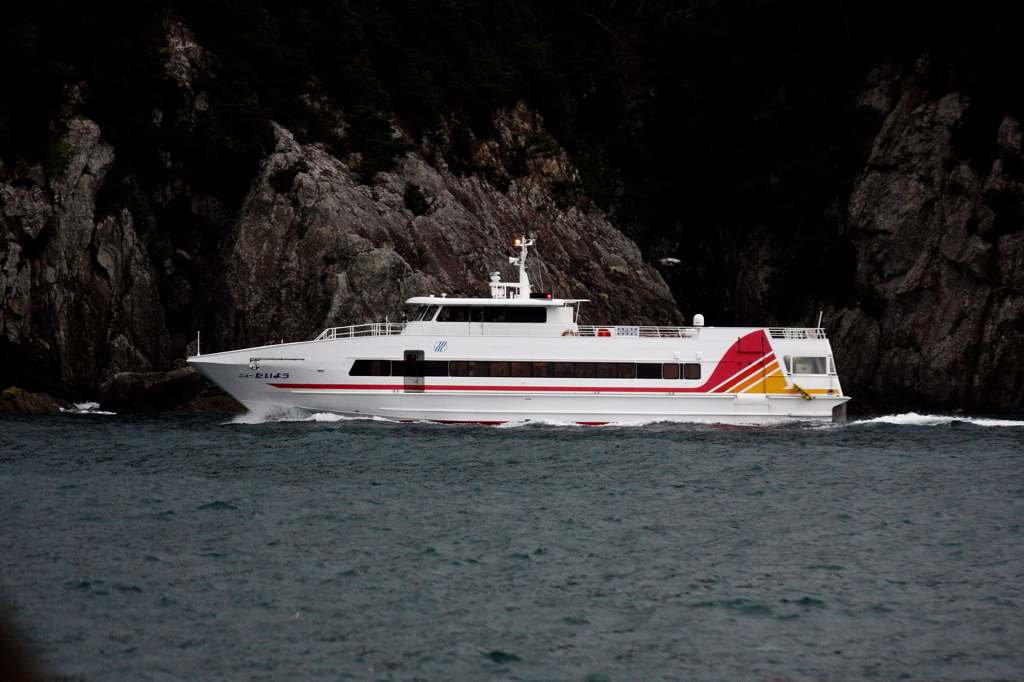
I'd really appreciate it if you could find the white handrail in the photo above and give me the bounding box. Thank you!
[315,323,406,340]
[311,323,827,341]
[768,328,827,339]
[577,325,700,338]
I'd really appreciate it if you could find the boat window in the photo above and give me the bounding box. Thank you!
[423,305,439,321]
[786,356,828,375]
[481,307,506,322]
[828,357,836,375]
[424,360,448,376]
[551,362,574,378]
[436,306,471,322]
[443,360,699,380]
[474,307,548,323]
[412,306,429,321]
[349,359,392,376]
[506,307,546,323]
[613,363,637,379]
[511,362,531,377]
[637,363,661,379]
[464,361,487,377]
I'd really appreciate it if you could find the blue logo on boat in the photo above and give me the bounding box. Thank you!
[434,341,448,353]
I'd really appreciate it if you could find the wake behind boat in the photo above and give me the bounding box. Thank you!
[188,238,849,424]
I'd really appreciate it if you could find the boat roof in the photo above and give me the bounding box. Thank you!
[405,296,588,307]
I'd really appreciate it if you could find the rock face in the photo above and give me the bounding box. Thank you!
[0,84,680,406]
[830,60,1024,410]
[0,118,170,399]
[99,366,244,413]
[9,22,1022,413]
[210,108,681,352]
[0,18,679,408]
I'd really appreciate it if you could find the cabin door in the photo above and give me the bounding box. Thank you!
[404,350,425,392]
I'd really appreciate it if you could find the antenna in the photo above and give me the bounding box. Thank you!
[196,331,201,356]
[816,310,823,329]
[513,236,535,299]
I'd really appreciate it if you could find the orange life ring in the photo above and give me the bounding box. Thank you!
[562,329,579,336]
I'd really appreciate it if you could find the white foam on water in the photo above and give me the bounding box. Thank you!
[493,418,581,428]
[597,418,669,428]
[303,412,350,422]
[301,412,391,423]
[60,402,116,415]
[853,412,1024,427]
[227,406,386,425]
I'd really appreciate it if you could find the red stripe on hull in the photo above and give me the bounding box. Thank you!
[271,383,749,394]
[712,354,777,393]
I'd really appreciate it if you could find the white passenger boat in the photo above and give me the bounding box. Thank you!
[189,238,850,424]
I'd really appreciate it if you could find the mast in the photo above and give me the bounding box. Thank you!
[489,236,535,299]
[509,236,534,300]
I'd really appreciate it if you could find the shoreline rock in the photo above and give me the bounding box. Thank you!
[0,387,74,414]
[99,366,245,413]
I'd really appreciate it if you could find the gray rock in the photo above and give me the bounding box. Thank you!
[833,64,1024,410]
[209,107,681,351]
[0,386,73,414]
[0,118,171,397]
[99,365,242,413]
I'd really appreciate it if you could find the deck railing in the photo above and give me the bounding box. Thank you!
[315,323,406,340]
[312,323,827,341]
[577,325,699,338]
[768,328,827,339]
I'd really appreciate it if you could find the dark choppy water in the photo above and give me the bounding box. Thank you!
[2,411,1023,682]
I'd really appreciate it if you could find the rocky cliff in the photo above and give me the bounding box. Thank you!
[0,28,680,405]
[211,107,680,352]
[1,118,169,399]
[829,59,1024,410]
[4,15,1024,414]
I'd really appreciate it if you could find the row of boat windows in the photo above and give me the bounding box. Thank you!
[351,359,702,380]
[412,305,548,323]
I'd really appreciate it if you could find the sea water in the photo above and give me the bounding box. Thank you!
[1,411,1022,681]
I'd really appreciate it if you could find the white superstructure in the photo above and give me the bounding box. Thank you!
[189,238,849,424]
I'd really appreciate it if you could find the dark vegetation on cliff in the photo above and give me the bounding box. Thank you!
[2,0,1022,409]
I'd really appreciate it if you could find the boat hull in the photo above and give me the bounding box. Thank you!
[233,391,845,425]
[189,329,849,425]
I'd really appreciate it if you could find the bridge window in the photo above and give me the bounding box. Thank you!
[436,306,471,322]
[785,356,828,375]
[412,305,439,321]
[434,306,546,323]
